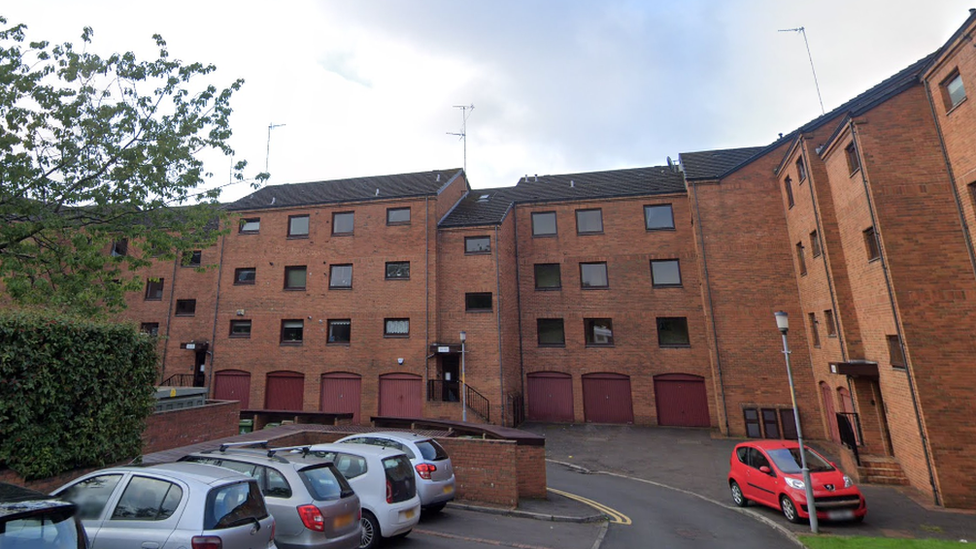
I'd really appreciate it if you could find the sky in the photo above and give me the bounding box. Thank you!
[3,1,974,202]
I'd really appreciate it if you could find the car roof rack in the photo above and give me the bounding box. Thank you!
[216,440,269,453]
[266,444,312,458]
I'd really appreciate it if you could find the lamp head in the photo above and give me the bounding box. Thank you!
[774,311,789,334]
[459,331,466,342]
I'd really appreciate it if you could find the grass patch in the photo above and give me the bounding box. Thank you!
[800,536,970,548]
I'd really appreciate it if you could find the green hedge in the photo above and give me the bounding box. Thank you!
[0,310,158,479]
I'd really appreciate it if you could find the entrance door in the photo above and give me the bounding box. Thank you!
[526,372,574,422]
[378,373,422,418]
[582,373,634,424]
[820,382,839,442]
[654,374,710,427]
[320,372,362,424]
[193,350,207,387]
[440,355,460,402]
[213,370,251,408]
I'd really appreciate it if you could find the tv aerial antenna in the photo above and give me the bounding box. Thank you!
[265,122,287,174]
[779,27,825,115]
[447,104,474,174]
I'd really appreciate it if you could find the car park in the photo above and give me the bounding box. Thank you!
[1,482,88,549]
[53,462,277,549]
[334,432,455,513]
[307,443,419,549]
[180,442,361,549]
[728,440,867,524]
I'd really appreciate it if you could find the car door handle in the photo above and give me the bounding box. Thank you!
[142,543,160,549]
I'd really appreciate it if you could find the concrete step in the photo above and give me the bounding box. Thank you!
[862,474,911,486]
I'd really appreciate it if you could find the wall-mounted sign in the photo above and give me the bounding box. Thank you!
[437,346,450,353]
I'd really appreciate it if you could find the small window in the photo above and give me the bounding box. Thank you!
[175,299,196,317]
[584,318,614,346]
[576,209,603,234]
[785,176,795,208]
[385,261,410,280]
[796,157,807,182]
[888,334,906,368]
[761,409,781,439]
[465,236,491,254]
[810,230,822,258]
[580,262,609,288]
[743,408,762,438]
[537,318,565,346]
[329,264,352,289]
[845,142,860,175]
[145,278,164,301]
[205,482,267,531]
[387,207,411,225]
[650,259,681,287]
[644,204,675,230]
[968,182,976,213]
[780,409,798,439]
[264,467,293,498]
[284,266,307,290]
[796,242,807,276]
[384,318,409,337]
[942,70,967,110]
[332,212,354,235]
[328,319,351,344]
[657,317,690,347]
[465,292,493,312]
[234,267,256,285]
[534,263,561,290]
[230,320,252,338]
[808,312,820,348]
[863,227,880,261]
[532,212,557,236]
[182,250,202,267]
[111,239,128,257]
[140,323,159,336]
[111,476,182,521]
[240,218,260,233]
[824,309,836,337]
[288,215,310,238]
[281,320,304,344]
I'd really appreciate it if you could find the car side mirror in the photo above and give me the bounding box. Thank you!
[759,465,771,474]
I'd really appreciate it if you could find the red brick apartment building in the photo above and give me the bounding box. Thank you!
[123,11,976,508]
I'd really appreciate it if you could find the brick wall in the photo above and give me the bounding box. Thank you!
[437,438,519,506]
[142,399,241,454]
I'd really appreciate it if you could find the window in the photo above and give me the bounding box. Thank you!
[824,309,836,337]
[145,278,164,300]
[537,318,565,346]
[385,261,410,280]
[532,212,557,236]
[328,319,351,344]
[140,322,159,336]
[743,409,762,438]
[584,318,614,346]
[182,250,202,267]
[332,212,354,235]
[239,218,260,233]
[281,320,304,344]
[888,335,906,368]
[761,409,781,439]
[576,209,603,234]
[810,230,822,258]
[942,70,967,110]
[845,142,860,175]
[288,215,309,237]
[580,262,609,288]
[644,204,675,230]
[230,320,252,338]
[785,176,795,208]
[234,267,256,285]
[58,474,123,520]
[465,292,493,312]
[863,227,880,261]
[969,182,976,213]
[384,318,409,337]
[284,266,307,290]
[657,317,690,347]
[534,263,561,290]
[744,408,797,439]
[175,299,196,316]
[796,157,807,182]
[329,264,352,289]
[808,312,820,348]
[111,476,182,521]
[111,239,128,257]
[387,207,411,225]
[650,259,681,287]
[796,242,806,276]
[465,236,491,254]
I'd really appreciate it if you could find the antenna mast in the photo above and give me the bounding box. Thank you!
[447,104,474,174]
[266,122,287,174]
[779,27,825,115]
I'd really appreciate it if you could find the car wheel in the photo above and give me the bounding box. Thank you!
[729,481,748,507]
[424,503,447,514]
[780,495,802,524]
[360,511,381,549]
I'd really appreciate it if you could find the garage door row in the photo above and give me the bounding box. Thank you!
[525,371,711,426]
[212,370,425,424]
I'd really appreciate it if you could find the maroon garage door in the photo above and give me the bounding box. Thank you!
[213,370,251,409]
[526,372,574,423]
[582,373,634,424]
[378,373,422,418]
[320,372,362,424]
[654,374,710,427]
[266,371,305,411]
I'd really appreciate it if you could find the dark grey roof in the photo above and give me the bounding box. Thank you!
[679,147,767,181]
[438,187,518,228]
[226,168,463,211]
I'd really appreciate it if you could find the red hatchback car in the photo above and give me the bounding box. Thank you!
[728,440,867,524]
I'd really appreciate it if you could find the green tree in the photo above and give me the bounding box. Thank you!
[0,17,266,316]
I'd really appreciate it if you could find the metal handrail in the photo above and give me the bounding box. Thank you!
[836,412,862,466]
[426,379,490,422]
[464,384,490,422]
[160,373,195,387]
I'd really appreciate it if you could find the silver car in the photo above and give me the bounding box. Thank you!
[53,462,276,549]
[335,432,455,512]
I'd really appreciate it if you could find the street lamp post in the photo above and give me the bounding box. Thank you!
[460,331,467,423]
[774,311,818,533]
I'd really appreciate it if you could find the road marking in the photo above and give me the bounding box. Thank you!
[413,528,565,549]
[547,487,632,525]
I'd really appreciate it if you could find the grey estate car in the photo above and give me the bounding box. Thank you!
[53,462,276,549]
[180,443,361,549]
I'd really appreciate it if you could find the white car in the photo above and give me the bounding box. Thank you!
[334,432,455,513]
[308,444,419,549]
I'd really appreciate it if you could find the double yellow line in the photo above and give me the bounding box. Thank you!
[547,487,632,525]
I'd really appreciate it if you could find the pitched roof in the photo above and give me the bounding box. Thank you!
[226,168,463,211]
[679,147,767,181]
[438,187,518,228]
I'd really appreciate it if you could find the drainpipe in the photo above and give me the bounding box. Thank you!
[494,224,505,426]
[849,120,941,506]
[425,196,431,385]
[513,206,526,418]
[207,229,227,397]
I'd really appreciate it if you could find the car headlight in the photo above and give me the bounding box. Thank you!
[843,475,854,488]
[784,477,805,490]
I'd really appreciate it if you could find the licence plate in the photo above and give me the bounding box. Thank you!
[334,513,354,528]
[827,509,855,520]
[403,509,415,520]
[443,485,454,494]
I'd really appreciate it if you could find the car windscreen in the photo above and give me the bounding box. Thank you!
[300,464,355,500]
[766,447,834,474]
[204,480,269,530]
[416,439,449,461]
[383,456,416,503]
[0,506,84,549]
